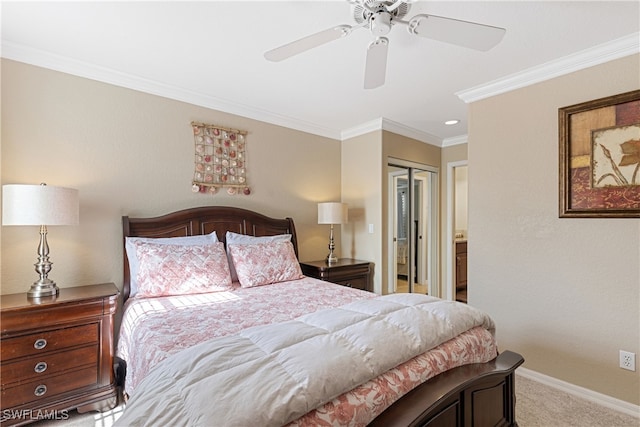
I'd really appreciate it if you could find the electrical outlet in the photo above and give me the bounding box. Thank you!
[619,350,636,371]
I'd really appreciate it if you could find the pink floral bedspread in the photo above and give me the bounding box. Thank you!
[117,277,376,395]
[290,326,496,426]
[117,277,497,425]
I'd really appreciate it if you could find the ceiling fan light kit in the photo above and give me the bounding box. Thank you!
[264,0,506,89]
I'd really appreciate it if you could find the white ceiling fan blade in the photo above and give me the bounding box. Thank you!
[364,37,388,90]
[265,25,353,62]
[386,0,408,13]
[408,14,505,51]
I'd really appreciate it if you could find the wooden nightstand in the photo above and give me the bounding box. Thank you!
[1,283,119,425]
[300,259,374,292]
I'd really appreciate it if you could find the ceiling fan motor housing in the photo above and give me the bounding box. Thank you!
[371,11,392,35]
[352,0,411,26]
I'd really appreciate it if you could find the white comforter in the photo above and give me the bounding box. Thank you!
[115,294,495,427]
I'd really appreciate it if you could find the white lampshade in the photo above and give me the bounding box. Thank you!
[318,202,348,225]
[3,184,79,226]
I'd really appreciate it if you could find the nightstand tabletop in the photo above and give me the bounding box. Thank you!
[300,258,372,270]
[1,283,119,311]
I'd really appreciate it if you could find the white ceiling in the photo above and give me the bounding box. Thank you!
[2,1,639,146]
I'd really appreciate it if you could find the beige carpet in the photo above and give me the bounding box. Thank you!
[32,374,639,426]
[515,374,639,427]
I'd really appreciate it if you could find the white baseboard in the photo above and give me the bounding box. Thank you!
[516,367,640,418]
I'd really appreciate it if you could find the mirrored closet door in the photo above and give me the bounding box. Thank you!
[388,159,438,296]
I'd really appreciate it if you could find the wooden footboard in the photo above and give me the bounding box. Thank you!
[369,351,524,427]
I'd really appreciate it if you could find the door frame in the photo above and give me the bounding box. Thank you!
[387,158,439,296]
[445,160,468,301]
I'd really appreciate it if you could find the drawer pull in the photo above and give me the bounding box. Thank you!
[34,338,47,350]
[34,384,47,397]
[34,361,48,373]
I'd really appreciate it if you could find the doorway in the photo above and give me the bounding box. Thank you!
[445,161,468,301]
[388,160,438,296]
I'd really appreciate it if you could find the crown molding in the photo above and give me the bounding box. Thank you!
[457,32,640,104]
[1,41,341,140]
[1,41,450,146]
[341,118,443,147]
[5,32,637,145]
[381,118,442,146]
[340,118,384,141]
[442,134,468,147]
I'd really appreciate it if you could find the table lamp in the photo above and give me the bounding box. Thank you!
[2,183,79,298]
[317,202,348,264]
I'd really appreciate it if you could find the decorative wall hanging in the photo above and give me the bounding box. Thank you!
[191,121,250,196]
[559,90,640,218]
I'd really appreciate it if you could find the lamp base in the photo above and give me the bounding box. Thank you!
[29,224,59,299]
[28,279,59,299]
[325,223,339,265]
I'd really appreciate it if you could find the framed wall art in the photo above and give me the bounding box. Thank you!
[559,89,640,218]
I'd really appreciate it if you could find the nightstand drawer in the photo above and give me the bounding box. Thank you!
[300,259,374,292]
[0,284,119,418]
[1,323,98,362]
[1,300,107,333]
[1,345,98,386]
[334,276,368,290]
[1,365,98,408]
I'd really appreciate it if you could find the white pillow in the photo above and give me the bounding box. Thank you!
[225,231,292,282]
[125,232,218,297]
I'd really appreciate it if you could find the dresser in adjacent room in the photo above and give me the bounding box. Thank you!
[455,240,468,303]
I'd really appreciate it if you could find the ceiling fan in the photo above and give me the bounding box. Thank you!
[264,0,506,89]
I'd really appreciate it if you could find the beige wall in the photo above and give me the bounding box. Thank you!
[469,55,640,405]
[342,130,442,295]
[1,59,342,295]
[453,167,468,233]
[341,132,383,292]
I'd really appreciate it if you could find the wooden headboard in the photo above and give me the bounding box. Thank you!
[122,206,297,301]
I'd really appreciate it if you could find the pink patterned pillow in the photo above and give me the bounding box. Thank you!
[134,241,232,297]
[228,241,303,288]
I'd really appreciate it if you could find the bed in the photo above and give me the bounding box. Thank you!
[115,206,523,426]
